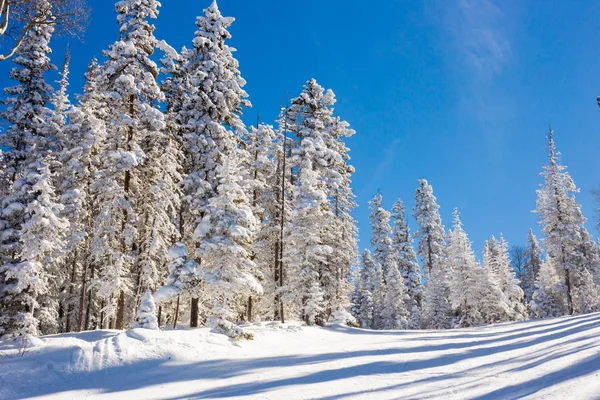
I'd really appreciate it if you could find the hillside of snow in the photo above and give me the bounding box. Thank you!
[1,313,600,400]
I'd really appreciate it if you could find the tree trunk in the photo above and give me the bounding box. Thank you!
[85,264,95,331]
[173,295,180,329]
[273,239,281,321]
[247,296,253,322]
[190,297,199,328]
[100,299,105,330]
[565,269,574,315]
[116,290,125,330]
[115,93,136,331]
[78,259,89,332]
[65,255,78,332]
[157,305,162,327]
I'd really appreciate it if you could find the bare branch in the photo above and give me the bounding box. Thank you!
[0,0,89,61]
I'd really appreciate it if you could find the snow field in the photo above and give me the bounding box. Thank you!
[1,313,600,399]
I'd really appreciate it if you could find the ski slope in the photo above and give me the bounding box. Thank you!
[1,313,600,400]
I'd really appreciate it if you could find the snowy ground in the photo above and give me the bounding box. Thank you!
[1,313,600,400]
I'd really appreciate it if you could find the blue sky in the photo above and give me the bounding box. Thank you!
[2,0,600,258]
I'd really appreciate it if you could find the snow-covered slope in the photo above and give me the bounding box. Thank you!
[1,313,600,400]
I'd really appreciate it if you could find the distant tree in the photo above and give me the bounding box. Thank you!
[510,245,526,285]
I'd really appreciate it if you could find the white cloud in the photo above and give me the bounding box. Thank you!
[442,0,511,80]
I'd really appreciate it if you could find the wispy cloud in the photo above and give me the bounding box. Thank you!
[441,0,511,80]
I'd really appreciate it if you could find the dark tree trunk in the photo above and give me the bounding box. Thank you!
[173,295,180,329]
[190,297,199,328]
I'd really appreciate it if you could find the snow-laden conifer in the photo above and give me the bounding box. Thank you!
[390,198,423,328]
[534,128,592,316]
[134,290,159,330]
[413,179,445,276]
[0,4,68,339]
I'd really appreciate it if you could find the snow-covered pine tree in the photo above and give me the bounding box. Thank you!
[195,158,262,335]
[256,113,292,322]
[355,249,375,328]
[530,260,562,319]
[243,123,277,320]
[522,229,543,305]
[134,289,158,330]
[175,1,251,327]
[446,209,484,327]
[91,0,167,330]
[0,4,68,339]
[49,49,79,332]
[285,162,330,325]
[421,265,452,329]
[486,235,527,321]
[368,192,395,278]
[60,59,106,332]
[323,113,358,323]
[534,128,590,315]
[381,262,409,329]
[413,179,445,276]
[284,79,357,324]
[390,198,423,329]
[154,243,203,302]
[482,236,526,322]
[370,255,386,329]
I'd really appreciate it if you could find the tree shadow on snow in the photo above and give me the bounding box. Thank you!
[4,313,600,399]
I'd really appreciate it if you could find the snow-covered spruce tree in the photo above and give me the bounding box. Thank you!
[134,290,158,330]
[0,6,69,339]
[285,79,357,324]
[446,209,485,327]
[60,59,106,332]
[484,235,527,321]
[534,128,591,315]
[368,192,395,278]
[324,114,358,323]
[413,179,445,276]
[530,261,562,319]
[175,1,251,327]
[522,229,543,305]
[242,123,277,320]
[285,163,330,325]
[573,228,600,314]
[421,265,452,329]
[390,198,423,329]
[254,114,292,322]
[50,49,78,332]
[381,262,409,329]
[154,243,203,302]
[355,249,375,328]
[195,159,262,336]
[91,0,167,330]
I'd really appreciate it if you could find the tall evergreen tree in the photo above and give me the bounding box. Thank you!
[0,2,68,339]
[534,128,591,315]
[390,198,423,328]
[285,79,357,324]
[447,209,484,327]
[522,229,543,305]
[368,192,395,278]
[90,0,167,329]
[174,1,252,327]
[484,235,527,321]
[413,179,445,276]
